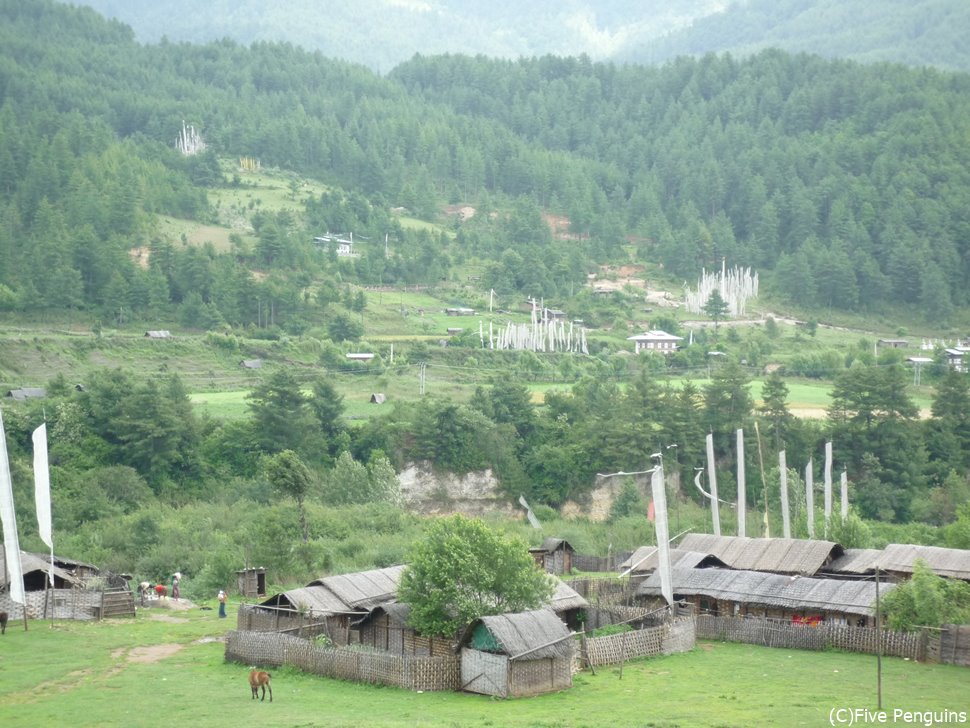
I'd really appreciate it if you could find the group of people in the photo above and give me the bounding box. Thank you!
[136,572,227,617]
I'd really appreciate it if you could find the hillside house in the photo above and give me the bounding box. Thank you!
[313,233,358,257]
[944,347,968,372]
[878,338,909,349]
[6,387,46,401]
[627,330,683,354]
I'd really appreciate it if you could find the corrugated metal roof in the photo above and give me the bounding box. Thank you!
[637,567,893,616]
[677,534,843,575]
[878,544,970,581]
[473,609,573,660]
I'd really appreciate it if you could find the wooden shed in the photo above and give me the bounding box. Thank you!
[459,609,574,698]
[529,537,575,575]
[236,567,266,598]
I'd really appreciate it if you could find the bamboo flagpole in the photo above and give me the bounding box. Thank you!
[824,441,833,536]
[736,429,746,538]
[705,433,721,536]
[0,408,27,630]
[841,470,849,518]
[805,458,815,538]
[779,450,791,538]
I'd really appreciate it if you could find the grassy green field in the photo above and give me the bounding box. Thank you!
[0,606,966,728]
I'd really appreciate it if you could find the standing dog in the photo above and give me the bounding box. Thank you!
[249,669,272,702]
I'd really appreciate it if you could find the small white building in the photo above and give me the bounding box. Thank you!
[628,330,684,354]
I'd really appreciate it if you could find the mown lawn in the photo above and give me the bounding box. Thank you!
[0,606,966,728]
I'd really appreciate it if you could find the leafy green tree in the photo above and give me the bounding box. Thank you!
[882,560,970,631]
[263,449,314,543]
[322,451,397,506]
[399,515,554,637]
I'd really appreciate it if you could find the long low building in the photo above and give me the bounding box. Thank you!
[677,534,844,575]
[637,567,895,626]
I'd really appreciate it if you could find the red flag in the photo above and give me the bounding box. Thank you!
[647,499,655,522]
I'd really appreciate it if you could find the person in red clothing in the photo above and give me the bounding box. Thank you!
[155,583,167,599]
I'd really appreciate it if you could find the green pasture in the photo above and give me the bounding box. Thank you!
[0,607,966,727]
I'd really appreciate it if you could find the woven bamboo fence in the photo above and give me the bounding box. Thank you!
[696,615,926,660]
[583,617,695,667]
[934,624,970,667]
[566,576,636,605]
[225,630,461,692]
[236,603,333,638]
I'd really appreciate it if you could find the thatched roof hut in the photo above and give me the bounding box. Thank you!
[459,609,574,697]
[637,567,894,623]
[1,550,84,591]
[677,534,844,575]
[877,544,970,582]
[306,564,406,610]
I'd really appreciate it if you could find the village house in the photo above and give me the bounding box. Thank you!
[676,534,844,576]
[627,329,683,354]
[313,233,359,257]
[637,567,894,627]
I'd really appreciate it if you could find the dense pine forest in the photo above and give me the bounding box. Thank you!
[1,1,969,597]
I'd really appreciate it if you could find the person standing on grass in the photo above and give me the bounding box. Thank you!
[218,589,227,618]
[172,572,181,601]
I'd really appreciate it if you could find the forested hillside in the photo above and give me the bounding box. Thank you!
[1,1,970,591]
[3,1,970,318]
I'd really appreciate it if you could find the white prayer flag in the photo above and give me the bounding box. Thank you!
[0,409,25,605]
[33,423,53,549]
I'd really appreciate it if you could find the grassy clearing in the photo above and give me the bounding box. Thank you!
[0,608,966,728]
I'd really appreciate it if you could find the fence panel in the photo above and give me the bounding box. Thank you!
[696,615,925,661]
[225,630,461,692]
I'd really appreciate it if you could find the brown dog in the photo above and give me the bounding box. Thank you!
[249,669,272,702]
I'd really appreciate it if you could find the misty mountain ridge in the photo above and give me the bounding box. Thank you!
[69,0,970,73]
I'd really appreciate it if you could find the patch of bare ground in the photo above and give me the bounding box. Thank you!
[127,644,183,664]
